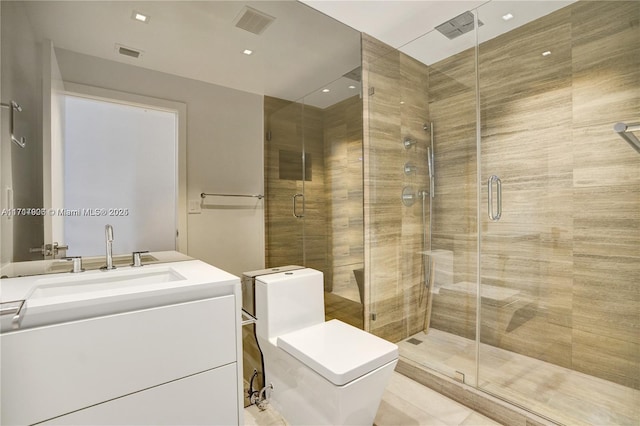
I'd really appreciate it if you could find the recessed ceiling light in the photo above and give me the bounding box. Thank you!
[502,13,514,21]
[243,49,253,55]
[348,85,356,89]
[132,11,150,23]
[400,101,405,105]
[542,50,552,57]
[322,89,330,93]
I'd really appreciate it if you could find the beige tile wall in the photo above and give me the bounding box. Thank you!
[264,97,308,270]
[569,1,639,389]
[478,6,575,367]
[362,34,431,342]
[264,97,329,284]
[264,95,364,304]
[427,45,479,342]
[323,95,365,302]
[363,1,639,389]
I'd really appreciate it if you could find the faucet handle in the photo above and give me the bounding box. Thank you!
[63,256,84,273]
[131,251,149,267]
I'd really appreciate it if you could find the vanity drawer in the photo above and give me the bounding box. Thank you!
[42,364,239,426]
[1,295,236,426]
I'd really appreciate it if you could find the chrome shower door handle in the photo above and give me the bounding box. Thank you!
[487,175,502,221]
[292,193,305,218]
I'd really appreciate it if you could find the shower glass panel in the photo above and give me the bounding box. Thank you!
[264,89,365,329]
[419,17,480,386]
[265,99,306,268]
[476,0,575,406]
[364,28,478,383]
[315,90,365,329]
[476,2,640,424]
[293,101,329,284]
[365,1,639,424]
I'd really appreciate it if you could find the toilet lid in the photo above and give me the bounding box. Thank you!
[276,319,398,386]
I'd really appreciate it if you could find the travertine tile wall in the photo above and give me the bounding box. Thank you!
[362,34,431,341]
[478,6,575,367]
[264,97,306,269]
[427,45,479,342]
[569,1,639,389]
[264,95,364,302]
[323,95,365,302]
[363,1,639,389]
[264,97,328,281]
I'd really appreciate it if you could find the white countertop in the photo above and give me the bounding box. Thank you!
[0,250,193,279]
[0,256,240,332]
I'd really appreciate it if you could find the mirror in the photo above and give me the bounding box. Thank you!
[0,1,361,277]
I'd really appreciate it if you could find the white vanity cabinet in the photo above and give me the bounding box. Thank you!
[0,260,244,426]
[43,365,239,425]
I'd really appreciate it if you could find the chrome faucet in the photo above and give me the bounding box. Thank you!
[102,224,116,270]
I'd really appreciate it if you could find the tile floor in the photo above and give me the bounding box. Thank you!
[244,371,501,426]
[398,329,640,426]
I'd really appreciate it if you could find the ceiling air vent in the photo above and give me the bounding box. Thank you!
[435,11,483,40]
[234,6,275,35]
[115,43,143,59]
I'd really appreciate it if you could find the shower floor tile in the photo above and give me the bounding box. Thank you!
[399,329,640,426]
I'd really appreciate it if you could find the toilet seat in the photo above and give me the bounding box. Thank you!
[276,319,398,386]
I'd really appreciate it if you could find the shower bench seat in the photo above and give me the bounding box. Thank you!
[432,281,534,345]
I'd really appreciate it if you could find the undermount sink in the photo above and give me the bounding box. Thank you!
[0,259,240,332]
[29,269,186,299]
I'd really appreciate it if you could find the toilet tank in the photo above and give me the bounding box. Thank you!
[255,269,325,340]
[241,265,303,318]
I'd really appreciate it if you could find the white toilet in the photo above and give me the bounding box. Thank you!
[255,268,398,425]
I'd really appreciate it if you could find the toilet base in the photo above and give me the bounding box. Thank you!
[261,341,397,426]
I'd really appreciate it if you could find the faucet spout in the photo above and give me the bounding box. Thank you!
[103,224,116,270]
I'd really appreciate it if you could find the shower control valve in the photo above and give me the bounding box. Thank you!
[403,137,417,149]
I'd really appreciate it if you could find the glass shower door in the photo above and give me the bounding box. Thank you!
[265,89,365,329]
[476,2,640,424]
[476,0,576,414]
[264,100,306,269]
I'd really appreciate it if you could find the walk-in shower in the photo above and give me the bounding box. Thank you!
[364,1,639,425]
[261,1,638,423]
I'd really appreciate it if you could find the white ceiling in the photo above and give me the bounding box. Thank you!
[302,0,485,50]
[22,0,362,108]
[302,0,576,65]
[21,1,576,108]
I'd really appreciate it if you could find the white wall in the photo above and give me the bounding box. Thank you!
[42,39,66,252]
[0,1,44,262]
[0,108,13,267]
[55,48,265,277]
